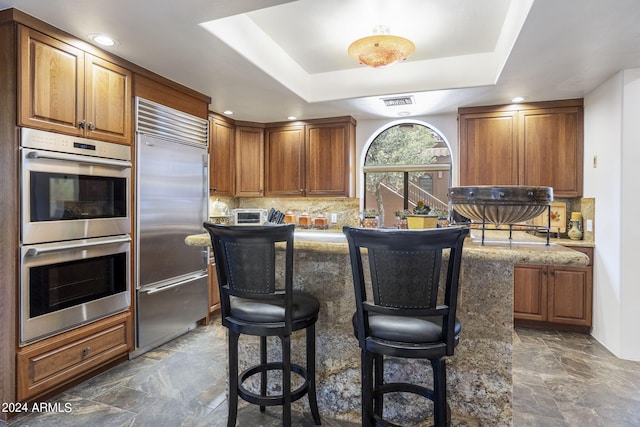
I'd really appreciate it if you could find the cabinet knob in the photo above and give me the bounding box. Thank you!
[88,122,95,131]
[81,347,90,357]
[78,120,86,129]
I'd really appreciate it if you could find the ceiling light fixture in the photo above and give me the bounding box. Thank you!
[223,110,234,115]
[287,116,297,120]
[511,96,526,103]
[88,33,118,47]
[348,25,415,68]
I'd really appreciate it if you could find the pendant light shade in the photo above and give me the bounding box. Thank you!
[348,25,415,68]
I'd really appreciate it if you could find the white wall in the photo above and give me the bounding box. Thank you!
[353,113,459,198]
[585,69,640,360]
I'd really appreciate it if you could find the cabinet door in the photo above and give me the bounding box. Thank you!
[18,26,84,136]
[208,255,220,313]
[514,264,548,321]
[84,55,132,145]
[265,125,305,196]
[548,266,592,326]
[235,126,264,197]
[210,118,235,196]
[520,107,583,197]
[17,312,131,401]
[459,111,518,186]
[305,123,351,197]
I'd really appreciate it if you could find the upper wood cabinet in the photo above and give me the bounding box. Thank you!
[209,116,235,196]
[265,125,305,197]
[18,26,132,145]
[305,121,354,197]
[235,125,265,197]
[265,117,356,197]
[519,107,583,196]
[458,110,518,186]
[459,99,583,198]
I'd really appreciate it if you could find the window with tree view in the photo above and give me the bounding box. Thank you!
[363,123,452,227]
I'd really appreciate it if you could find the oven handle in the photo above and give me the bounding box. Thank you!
[141,273,208,295]
[26,150,132,169]
[25,236,132,256]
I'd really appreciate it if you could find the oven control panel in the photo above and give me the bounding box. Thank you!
[21,128,131,161]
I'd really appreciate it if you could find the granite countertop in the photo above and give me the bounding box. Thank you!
[185,229,589,265]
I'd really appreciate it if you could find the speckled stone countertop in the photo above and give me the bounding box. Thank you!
[186,228,587,425]
[186,229,589,265]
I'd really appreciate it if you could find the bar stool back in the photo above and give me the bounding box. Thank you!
[343,226,469,427]
[204,223,321,427]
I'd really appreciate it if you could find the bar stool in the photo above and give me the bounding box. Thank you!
[342,226,469,427]
[203,223,321,427]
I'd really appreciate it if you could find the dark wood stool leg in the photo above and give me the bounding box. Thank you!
[227,331,240,427]
[281,335,292,427]
[373,354,384,419]
[431,358,448,427]
[260,336,267,412]
[361,350,374,427]
[306,324,321,424]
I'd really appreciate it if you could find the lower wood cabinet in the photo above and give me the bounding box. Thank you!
[208,254,221,314]
[17,311,132,401]
[514,246,593,332]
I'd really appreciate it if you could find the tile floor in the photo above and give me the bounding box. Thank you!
[6,319,640,426]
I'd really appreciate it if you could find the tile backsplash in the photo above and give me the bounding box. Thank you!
[211,196,361,229]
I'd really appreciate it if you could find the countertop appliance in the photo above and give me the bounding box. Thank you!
[232,208,268,225]
[133,98,209,356]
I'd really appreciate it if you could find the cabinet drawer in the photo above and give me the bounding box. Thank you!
[17,312,132,401]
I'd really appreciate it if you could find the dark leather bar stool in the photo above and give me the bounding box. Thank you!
[342,226,469,427]
[203,223,321,427]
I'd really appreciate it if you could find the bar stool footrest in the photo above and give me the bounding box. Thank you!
[237,361,310,407]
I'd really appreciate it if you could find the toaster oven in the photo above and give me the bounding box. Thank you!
[232,208,268,225]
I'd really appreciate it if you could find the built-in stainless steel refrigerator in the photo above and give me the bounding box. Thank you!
[132,97,209,356]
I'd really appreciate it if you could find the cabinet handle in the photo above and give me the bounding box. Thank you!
[82,347,90,357]
[88,122,95,131]
[78,120,86,129]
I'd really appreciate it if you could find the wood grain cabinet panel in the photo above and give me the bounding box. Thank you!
[459,100,583,197]
[18,26,84,136]
[235,125,265,197]
[84,55,132,144]
[265,125,305,196]
[18,25,132,145]
[265,117,355,197]
[520,107,583,197]
[209,116,235,196]
[305,122,352,197]
[17,312,132,401]
[514,264,548,321]
[459,111,518,186]
[514,246,593,332]
[208,254,220,314]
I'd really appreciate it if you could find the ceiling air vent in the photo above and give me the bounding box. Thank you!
[382,96,414,107]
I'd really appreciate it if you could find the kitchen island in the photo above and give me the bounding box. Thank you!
[186,230,588,425]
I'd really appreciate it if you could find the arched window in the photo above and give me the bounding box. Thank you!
[363,122,452,227]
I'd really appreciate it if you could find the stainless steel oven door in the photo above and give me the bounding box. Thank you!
[20,235,131,345]
[21,129,132,244]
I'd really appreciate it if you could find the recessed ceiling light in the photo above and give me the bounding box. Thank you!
[88,34,118,47]
[511,96,526,103]
[287,116,297,120]
[223,110,234,115]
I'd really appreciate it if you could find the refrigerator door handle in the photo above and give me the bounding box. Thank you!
[142,273,208,295]
[203,154,209,199]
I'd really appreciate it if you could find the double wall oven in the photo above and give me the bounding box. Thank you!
[19,128,132,345]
